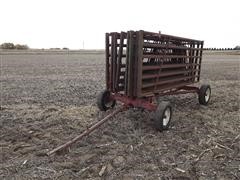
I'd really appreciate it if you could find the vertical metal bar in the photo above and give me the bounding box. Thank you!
[115,32,124,91]
[192,43,196,82]
[111,33,117,92]
[198,41,204,81]
[136,30,143,98]
[189,43,194,82]
[125,32,130,96]
[110,34,114,92]
[127,31,134,98]
[105,33,110,90]
[114,34,118,91]
[132,32,138,97]
[194,43,200,82]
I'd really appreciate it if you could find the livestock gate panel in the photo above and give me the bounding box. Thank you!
[106,32,128,93]
[106,30,204,98]
[140,31,204,97]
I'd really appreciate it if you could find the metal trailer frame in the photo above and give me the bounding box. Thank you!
[47,30,211,155]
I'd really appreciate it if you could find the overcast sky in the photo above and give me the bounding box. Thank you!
[0,0,239,49]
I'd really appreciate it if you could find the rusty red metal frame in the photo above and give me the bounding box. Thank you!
[112,85,199,111]
[113,93,156,111]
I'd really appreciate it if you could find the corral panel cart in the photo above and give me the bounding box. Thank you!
[97,30,211,131]
[48,30,211,155]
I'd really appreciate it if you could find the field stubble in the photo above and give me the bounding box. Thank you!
[0,51,240,179]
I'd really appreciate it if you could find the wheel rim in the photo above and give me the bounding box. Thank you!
[105,101,113,107]
[163,108,171,126]
[205,88,211,102]
[103,94,114,108]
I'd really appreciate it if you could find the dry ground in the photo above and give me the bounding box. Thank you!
[0,50,239,179]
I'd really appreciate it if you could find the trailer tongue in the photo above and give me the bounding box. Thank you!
[47,106,127,156]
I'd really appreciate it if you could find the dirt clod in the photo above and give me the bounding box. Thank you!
[112,156,126,167]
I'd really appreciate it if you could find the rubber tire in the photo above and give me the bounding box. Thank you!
[154,101,172,131]
[97,90,116,111]
[198,84,211,105]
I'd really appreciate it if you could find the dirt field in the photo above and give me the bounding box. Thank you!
[1,51,239,179]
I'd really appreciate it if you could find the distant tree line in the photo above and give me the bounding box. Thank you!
[0,43,29,50]
[204,46,240,50]
[49,47,69,50]
[234,46,240,50]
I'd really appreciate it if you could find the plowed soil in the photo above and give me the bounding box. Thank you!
[1,51,239,179]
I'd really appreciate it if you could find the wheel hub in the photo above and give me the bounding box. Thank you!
[163,108,171,126]
[205,88,210,102]
[104,97,113,108]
